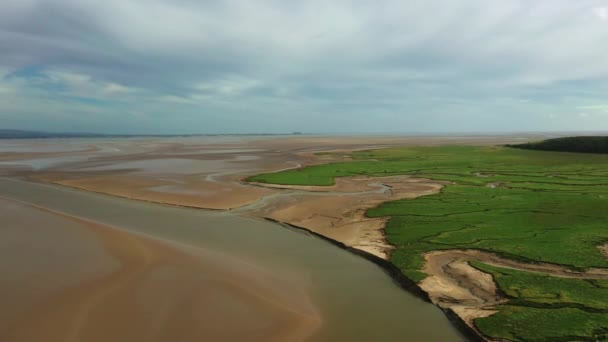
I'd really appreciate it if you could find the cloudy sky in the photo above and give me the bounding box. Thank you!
[2,1,608,134]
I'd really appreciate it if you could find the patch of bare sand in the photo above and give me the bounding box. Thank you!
[0,197,321,342]
[600,242,608,259]
[251,176,447,259]
[419,249,608,338]
[420,251,506,334]
[30,172,276,210]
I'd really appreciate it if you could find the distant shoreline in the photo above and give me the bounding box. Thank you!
[0,130,310,139]
[1,129,607,140]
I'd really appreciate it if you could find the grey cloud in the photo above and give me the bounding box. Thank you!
[1,0,608,133]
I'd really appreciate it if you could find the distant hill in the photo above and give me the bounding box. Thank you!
[507,136,608,154]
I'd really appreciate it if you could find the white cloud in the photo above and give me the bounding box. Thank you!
[38,69,142,99]
[103,83,138,94]
[195,76,262,96]
[46,70,91,86]
[579,105,608,115]
[593,7,608,20]
[158,95,196,105]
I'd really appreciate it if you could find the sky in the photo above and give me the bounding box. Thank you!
[1,0,608,134]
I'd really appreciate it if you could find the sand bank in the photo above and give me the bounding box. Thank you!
[247,176,446,259]
[39,172,275,210]
[419,249,608,337]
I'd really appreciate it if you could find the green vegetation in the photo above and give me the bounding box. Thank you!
[472,262,608,341]
[476,306,607,342]
[248,144,608,341]
[509,136,608,154]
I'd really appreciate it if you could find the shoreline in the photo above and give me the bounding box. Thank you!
[243,175,447,259]
[264,217,486,342]
[19,174,490,341]
[37,175,607,342]
[17,175,486,341]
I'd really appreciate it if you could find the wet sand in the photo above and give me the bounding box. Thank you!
[245,176,447,258]
[44,172,275,210]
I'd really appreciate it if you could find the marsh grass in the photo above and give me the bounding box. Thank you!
[248,145,608,340]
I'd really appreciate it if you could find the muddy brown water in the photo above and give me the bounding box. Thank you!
[0,178,464,341]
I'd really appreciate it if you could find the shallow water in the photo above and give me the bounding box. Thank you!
[0,178,464,341]
[0,155,92,170]
[147,184,214,195]
[173,148,265,155]
[77,158,229,174]
[0,140,90,153]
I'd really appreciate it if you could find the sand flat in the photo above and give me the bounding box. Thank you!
[247,176,447,258]
[44,173,276,210]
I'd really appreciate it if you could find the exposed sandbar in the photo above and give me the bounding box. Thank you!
[248,176,446,259]
[419,249,608,337]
